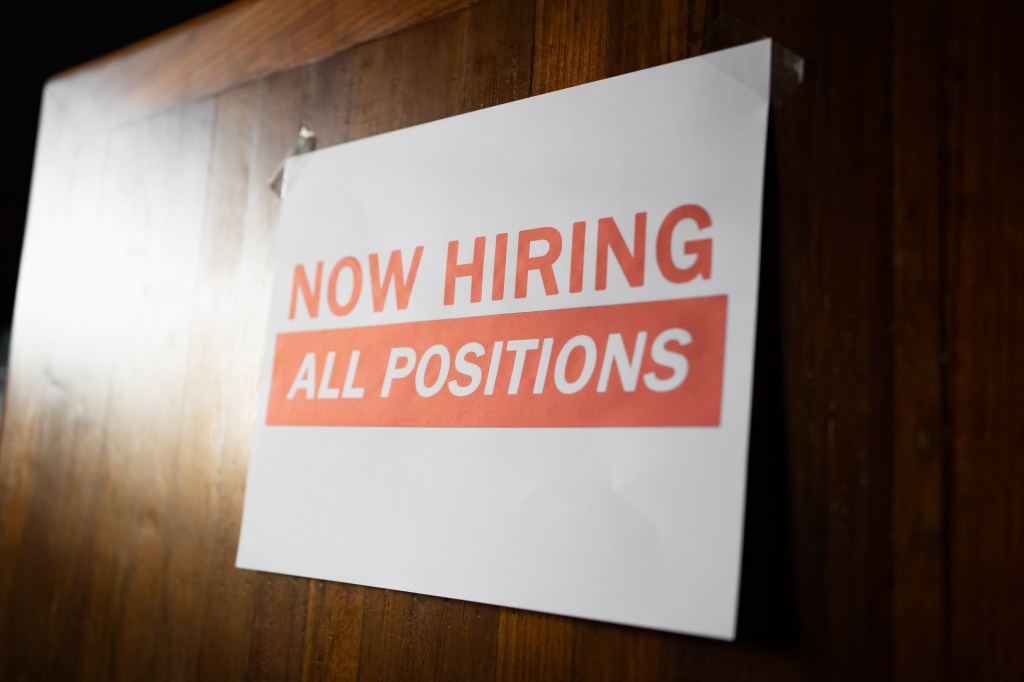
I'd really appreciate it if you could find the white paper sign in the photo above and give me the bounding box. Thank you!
[237,40,771,639]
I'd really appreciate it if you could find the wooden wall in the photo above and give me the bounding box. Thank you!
[1,0,1021,679]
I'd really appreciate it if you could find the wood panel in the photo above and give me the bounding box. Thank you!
[725,2,897,678]
[891,2,946,679]
[2,0,1021,679]
[943,1,1024,679]
[46,0,478,133]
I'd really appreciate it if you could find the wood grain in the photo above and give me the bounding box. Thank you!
[2,0,1022,679]
[891,2,947,679]
[46,0,478,133]
[944,0,1024,678]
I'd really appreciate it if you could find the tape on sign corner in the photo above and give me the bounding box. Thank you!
[268,126,318,198]
[769,42,805,107]
[705,13,805,108]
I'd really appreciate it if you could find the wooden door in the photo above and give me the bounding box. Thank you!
[1,0,1021,679]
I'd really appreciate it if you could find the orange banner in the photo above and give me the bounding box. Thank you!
[267,296,727,427]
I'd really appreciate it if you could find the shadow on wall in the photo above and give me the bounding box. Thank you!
[735,124,800,649]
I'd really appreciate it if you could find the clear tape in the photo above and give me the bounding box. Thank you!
[707,13,804,107]
[269,126,318,197]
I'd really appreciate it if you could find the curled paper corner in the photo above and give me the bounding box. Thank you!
[269,126,318,198]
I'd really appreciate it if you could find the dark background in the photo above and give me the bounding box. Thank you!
[0,1,228,360]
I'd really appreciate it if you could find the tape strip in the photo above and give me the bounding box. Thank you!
[706,13,805,107]
[269,126,318,197]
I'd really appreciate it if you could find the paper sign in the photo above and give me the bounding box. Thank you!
[237,39,771,639]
